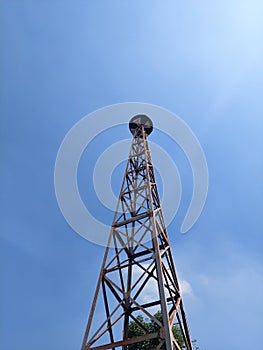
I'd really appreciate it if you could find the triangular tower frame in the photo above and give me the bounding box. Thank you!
[81,115,193,350]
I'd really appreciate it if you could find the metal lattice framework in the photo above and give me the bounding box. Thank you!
[81,116,193,350]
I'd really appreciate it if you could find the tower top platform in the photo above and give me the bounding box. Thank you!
[129,114,153,136]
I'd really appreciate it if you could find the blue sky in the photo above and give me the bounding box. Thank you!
[1,1,263,349]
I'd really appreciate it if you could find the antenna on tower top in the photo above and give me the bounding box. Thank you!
[129,114,153,137]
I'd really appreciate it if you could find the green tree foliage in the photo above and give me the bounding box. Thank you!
[127,311,200,350]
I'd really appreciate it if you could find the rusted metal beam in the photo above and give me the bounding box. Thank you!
[113,211,152,227]
[86,332,159,350]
